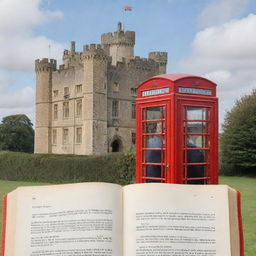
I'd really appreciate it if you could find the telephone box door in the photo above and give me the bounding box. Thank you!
[136,101,171,183]
[177,101,218,184]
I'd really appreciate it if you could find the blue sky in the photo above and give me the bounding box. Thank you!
[0,0,256,128]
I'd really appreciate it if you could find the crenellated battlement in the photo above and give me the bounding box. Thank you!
[35,58,57,72]
[82,44,109,61]
[83,44,103,51]
[149,52,168,64]
[63,50,83,57]
[101,31,135,46]
[62,41,83,68]
[101,22,135,46]
[127,56,159,71]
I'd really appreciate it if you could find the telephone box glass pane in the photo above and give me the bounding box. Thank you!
[143,122,165,134]
[187,135,209,148]
[146,165,162,182]
[145,150,165,163]
[187,165,206,184]
[145,106,165,120]
[183,166,206,184]
[186,107,207,120]
[146,135,164,148]
[187,149,205,163]
[186,122,209,134]
[186,149,206,163]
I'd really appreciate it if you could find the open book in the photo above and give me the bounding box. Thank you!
[2,183,243,256]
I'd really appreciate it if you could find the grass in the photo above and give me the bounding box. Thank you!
[0,176,255,255]
[219,176,256,256]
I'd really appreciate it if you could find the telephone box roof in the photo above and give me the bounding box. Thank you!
[140,73,216,85]
[154,73,192,81]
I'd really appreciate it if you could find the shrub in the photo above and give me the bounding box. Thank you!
[220,90,256,175]
[0,151,135,185]
[0,115,34,153]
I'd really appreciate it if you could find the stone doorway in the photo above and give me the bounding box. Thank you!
[111,140,120,152]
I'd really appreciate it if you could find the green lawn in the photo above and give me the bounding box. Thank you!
[0,177,255,255]
[219,176,256,256]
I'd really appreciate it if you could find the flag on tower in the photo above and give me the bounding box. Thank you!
[123,6,133,11]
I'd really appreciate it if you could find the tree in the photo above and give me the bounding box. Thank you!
[0,114,34,153]
[220,90,256,175]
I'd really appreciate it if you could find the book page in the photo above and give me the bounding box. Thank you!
[123,184,231,256]
[12,183,122,256]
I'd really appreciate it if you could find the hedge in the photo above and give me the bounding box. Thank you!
[0,151,135,185]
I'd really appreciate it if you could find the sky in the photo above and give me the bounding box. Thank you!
[0,0,256,130]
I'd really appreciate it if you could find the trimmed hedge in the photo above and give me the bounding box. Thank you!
[0,151,135,185]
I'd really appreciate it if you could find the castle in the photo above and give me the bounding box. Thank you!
[35,22,168,155]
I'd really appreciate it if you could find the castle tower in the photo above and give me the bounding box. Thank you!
[101,22,135,65]
[35,58,57,153]
[82,44,109,154]
[63,41,83,68]
[149,52,168,74]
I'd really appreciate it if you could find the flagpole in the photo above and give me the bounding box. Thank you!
[122,6,133,30]
[123,9,125,30]
[48,45,51,59]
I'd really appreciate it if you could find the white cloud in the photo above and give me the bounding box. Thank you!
[0,86,35,124]
[0,0,65,72]
[198,0,249,29]
[204,70,231,85]
[0,0,65,123]
[0,87,34,109]
[0,35,64,71]
[194,14,256,60]
[178,14,256,128]
[46,10,64,20]
[179,14,256,73]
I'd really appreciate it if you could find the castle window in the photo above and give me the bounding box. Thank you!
[63,128,69,144]
[64,87,69,96]
[53,104,58,120]
[76,127,82,144]
[112,100,119,117]
[76,99,82,117]
[112,82,119,92]
[131,131,136,145]
[76,84,82,94]
[131,88,137,96]
[131,103,136,119]
[63,102,69,118]
[52,129,57,145]
[53,90,58,97]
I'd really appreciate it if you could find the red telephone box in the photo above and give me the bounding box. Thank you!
[136,74,218,184]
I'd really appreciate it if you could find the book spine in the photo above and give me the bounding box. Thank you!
[1,195,7,256]
[237,191,244,256]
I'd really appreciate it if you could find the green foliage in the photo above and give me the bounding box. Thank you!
[0,151,135,184]
[0,114,34,153]
[114,152,136,185]
[220,90,256,175]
